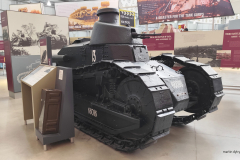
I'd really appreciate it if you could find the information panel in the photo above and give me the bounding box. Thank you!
[143,33,174,51]
[137,0,234,24]
[221,30,240,68]
[119,9,135,27]
[21,65,54,86]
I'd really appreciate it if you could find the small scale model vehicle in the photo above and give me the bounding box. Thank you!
[53,8,224,152]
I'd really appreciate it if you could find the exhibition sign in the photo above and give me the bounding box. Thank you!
[143,30,240,67]
[10,3,44,14]
[55,0,118,31]
[137,0,234,24]
[1,11,69,93]
[119,9,135,27]
[143,33,174,51]
[221,30,240,68]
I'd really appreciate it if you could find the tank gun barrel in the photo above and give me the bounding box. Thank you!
[52,54,72,63]
[131,32,162,39]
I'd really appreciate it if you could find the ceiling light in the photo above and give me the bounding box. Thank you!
[47,1,51,6]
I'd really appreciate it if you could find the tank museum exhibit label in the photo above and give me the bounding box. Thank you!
[137,0,235,24]
[10,3,44,14]
[143,33,174,51]
[52,8,224,152]
[55,0,118,31]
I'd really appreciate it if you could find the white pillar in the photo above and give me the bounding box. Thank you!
[212,17,215,30]
[145,24,148,33]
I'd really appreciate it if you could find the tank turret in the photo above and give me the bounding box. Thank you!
[53,8,224,152]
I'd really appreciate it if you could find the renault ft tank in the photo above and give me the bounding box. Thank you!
[53,8,224,152]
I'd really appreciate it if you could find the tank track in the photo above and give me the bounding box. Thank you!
[73,60,174,152]
[74,118,143,152]
[151,54,224,125]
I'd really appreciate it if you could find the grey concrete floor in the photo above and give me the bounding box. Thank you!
[0,69,240,160]
[214,68,240,87]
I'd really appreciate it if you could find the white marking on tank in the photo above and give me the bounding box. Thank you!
[92,50,96,62]
[171,80,183,89]
[88,108,97,117]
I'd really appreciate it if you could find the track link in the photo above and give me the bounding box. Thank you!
[74,118,142,152]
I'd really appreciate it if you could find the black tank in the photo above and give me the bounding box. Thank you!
[53,8,224,152]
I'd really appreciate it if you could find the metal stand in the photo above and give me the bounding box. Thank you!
[43,145,48,151]
[35,67,75,151]
[70,137,74,143]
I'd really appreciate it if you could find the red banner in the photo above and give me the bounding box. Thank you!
[0,56,4,63]
[143,33,174,51]
[138,0,234,24]
[221,30,240,67]
[0,41,4,50]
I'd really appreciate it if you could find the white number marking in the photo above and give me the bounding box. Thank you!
[92,50,96,62]
[88,108,97,117]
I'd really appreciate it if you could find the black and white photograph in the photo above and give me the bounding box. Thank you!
[174,30,224,67]
[7,11,69,56]
[216,50,232,60]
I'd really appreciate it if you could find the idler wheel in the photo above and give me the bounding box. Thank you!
[186,80,200,101]
[115,77,156,140]
[180,67,212,113]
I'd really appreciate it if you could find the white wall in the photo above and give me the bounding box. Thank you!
[43,6,55,15]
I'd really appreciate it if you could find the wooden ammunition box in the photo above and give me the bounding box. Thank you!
[39,89,62,135]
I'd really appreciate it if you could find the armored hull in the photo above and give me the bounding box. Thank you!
[53,8,224,152]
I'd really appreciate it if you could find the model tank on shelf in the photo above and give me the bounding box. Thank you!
[52,8,224,152]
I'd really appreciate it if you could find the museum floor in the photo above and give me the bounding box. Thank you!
[0,68,240,160]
